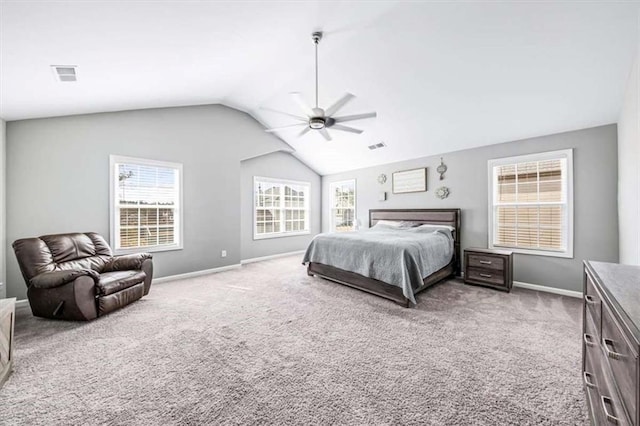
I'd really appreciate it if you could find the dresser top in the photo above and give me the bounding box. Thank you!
[586,261,640,341]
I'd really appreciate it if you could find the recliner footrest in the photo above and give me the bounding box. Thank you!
[98,283,144,316]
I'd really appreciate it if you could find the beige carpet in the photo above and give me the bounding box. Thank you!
[0,255,587,425]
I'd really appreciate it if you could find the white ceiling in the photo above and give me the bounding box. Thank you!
[1,1,638,175]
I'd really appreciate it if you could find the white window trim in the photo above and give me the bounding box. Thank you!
[253,176,311,240]
[329,179,357,233]
[109,155,184,254]
[487,149,574,258]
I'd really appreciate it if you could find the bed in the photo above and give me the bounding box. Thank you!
[303,209,461,307]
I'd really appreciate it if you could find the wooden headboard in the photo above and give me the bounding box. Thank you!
[369,209,462,275]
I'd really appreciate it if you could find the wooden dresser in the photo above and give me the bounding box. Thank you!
[0,298,16,388]
[463,248,513,292]
[583,261,639,426]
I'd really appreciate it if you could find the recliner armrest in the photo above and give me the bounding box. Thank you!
[103,253,152,272]
[30,269,100,289]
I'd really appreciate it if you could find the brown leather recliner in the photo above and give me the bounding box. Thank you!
[12,232,153,321]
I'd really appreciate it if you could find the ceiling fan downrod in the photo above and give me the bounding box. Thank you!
[312,31,322,110]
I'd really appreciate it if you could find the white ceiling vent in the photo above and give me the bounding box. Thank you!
[51,65,77,82]
[368,142,387,150]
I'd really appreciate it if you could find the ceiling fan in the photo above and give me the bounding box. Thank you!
[262,31,377,141]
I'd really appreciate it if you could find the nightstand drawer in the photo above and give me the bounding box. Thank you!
[467,254,504,271]
[466,267,506,287]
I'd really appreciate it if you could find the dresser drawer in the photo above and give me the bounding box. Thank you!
[584,332,632,426]
[584,335,608,426]
[602,303,637,425]
[598,382,632,426]
[467,254,504,271]
[585,272,602,337]
[584,310,599,351]
[466,267,506,287]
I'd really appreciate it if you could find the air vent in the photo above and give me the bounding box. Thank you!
[51,65,78,82]
[368,142,387,150]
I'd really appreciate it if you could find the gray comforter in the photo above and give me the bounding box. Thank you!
[302,225,454,303]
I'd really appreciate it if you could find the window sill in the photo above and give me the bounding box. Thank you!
[490,244,573,259]
[253,231,310,241]
[114,244,183,256]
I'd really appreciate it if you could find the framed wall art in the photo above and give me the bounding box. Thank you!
[392,167,427,194]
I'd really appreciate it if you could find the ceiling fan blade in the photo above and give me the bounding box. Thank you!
[290,92,315,116]
[260,107,308,122]
[265,123,307,133]
[319,128,332,141]
[330,124,363,134]
[325,93,355,117]
[298,127,311,138]
[333,112,377,123]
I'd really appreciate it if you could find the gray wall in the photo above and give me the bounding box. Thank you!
[0,119,5,299]
[240,151,321,260]
[322,125,619,293]
[6,105,292,300]
[618,53,640,265]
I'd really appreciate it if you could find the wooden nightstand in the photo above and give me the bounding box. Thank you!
[464,248,513,292]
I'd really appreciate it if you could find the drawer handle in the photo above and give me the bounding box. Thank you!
[584,295,598,304]
[583,371,597,389]
[479,260,492,265]
[602,338,625,360]
[601,396,620,425]
[583,333,595,347]
[479,273,492,278]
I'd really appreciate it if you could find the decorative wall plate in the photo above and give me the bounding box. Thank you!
[377,173,387,185]
[435,186,450,199]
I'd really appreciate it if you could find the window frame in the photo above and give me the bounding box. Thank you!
[109,155,184,255]
[329,179,357,233]
[487,149,574,258]
[253,176,311,240]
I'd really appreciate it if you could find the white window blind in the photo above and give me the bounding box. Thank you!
[254,177,310,239]
[488,149,573,258]
[329,180,356,232]
[110,156,182,252]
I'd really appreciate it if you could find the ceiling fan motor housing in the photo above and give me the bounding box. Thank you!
[309,117,325,129]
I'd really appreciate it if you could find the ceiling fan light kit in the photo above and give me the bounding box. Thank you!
[262,31,377,141]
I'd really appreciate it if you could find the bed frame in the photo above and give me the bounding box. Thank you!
[307,208,461,308]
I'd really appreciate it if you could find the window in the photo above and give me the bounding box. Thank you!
[110,155,183,253]
[254,177,310,239]
[488,149,573,258]
[330,179,356,232]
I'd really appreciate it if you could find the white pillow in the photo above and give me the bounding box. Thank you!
[372,220,404,228]
[417,224,455,232]
[373,220,416,229]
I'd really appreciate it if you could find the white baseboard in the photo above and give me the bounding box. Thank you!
[153,264,241,284]
[241,250,306,265]
[460,271,581,298]
[513,281,582,298]
[15,299,29,308]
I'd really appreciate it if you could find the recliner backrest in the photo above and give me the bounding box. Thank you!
[13,232,114,285]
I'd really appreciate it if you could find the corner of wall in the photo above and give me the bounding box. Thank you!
[617,14,640,266]
[0,119,5,299]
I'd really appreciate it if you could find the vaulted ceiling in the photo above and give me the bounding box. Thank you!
[1,1,637,174]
